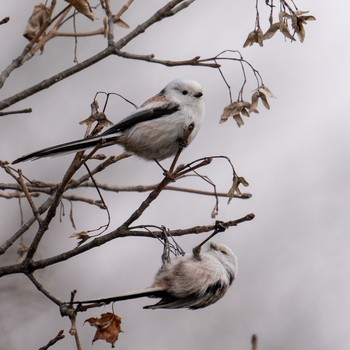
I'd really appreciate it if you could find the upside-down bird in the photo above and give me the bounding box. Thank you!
[70,242,237,310]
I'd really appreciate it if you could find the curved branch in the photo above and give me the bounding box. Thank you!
[116,51,220,68]
[0,213,254,277]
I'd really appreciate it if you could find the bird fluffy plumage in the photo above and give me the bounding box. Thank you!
[12,79,205,164]
[144,241,237,309]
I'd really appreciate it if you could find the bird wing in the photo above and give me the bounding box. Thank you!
[143,279,229,310]
[100,102,179,135]
[143,293,201,310]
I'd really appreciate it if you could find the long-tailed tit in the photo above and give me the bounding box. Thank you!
[13,79,205,164]
[69,242,237,310]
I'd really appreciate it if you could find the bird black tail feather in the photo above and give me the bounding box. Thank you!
[67,287,165,305]
[12,135,121,164]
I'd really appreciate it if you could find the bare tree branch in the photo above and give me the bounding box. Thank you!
[27,272,63,306]
[0,108,32,117]
[38,330,65,350]
[0,213,254,278]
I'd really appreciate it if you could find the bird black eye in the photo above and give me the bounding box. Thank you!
[182,90,188,95]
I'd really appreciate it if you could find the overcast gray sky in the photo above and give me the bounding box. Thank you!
[1,1,349,349]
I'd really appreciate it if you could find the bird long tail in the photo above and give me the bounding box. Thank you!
[68,287,165,305]
[12,134,121,164]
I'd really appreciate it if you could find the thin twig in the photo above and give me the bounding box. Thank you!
[113,0,134,23]
[38,330,65,350]
[27,272,63,306]
[0,108,32,117]
[117,50,220,68]
[17,169,43,224]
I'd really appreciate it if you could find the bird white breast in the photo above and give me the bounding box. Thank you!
[120,102,204,160]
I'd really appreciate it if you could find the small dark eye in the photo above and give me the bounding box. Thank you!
[182,90,188,95]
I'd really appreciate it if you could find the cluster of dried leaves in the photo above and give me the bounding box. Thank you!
[220,85,274,127]
[243,0,315,47]
[23,0,129,54]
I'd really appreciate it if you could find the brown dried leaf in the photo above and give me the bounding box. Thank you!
[233,114,244,127]
[263,23,280,40]
[70,231,90,246]
[257,27,264,47]
[211,207,218,219]
[279,11,292,21]
[115,18,129,28]
[238,176,249,187]
[301,15,316,22]
[297,23,305,42]
[219,102,239,123]
[241,107,250,117]
[103,16,108,37]
[220,101,254,127]
[23,4,51,41]
[65,0,96,21]
[80,100,113,136]
[260,85,275,98]
[243,30,257,48]
[103,16,129,37]
[17,242,29,263]
[280,23,295,41]
[85,313,122,348]
[80,104,99,127]
[279,23,296,41]
[227,175,250,204]
[249,91,260,112]
[259,91,270,110]
[242,101,251,108]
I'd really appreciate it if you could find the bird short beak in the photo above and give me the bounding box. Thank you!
[194,92,203,98]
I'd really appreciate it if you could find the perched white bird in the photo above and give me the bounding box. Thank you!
[70,242,237,310]
[13,79,205,164]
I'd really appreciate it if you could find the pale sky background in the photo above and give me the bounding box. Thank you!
[1,1,349,350]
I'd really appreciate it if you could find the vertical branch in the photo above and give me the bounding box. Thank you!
[68,290,83,350]
[100,0,115,45]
